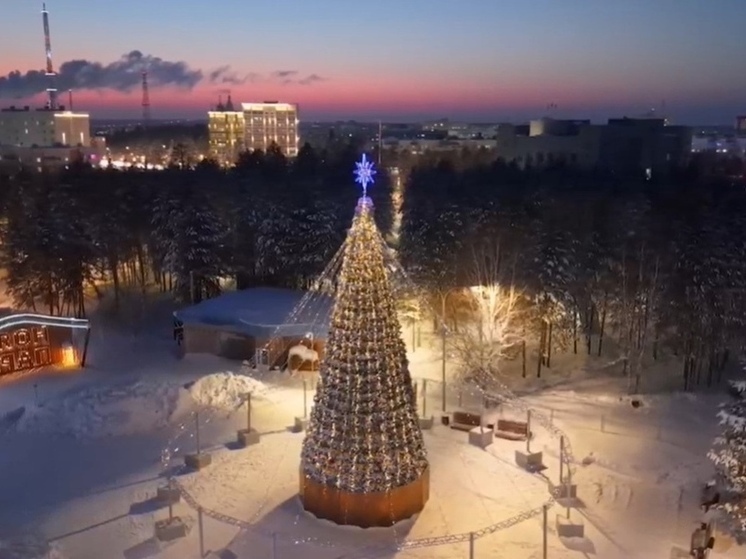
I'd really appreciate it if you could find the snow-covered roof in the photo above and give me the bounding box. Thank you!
[174,287,332,339]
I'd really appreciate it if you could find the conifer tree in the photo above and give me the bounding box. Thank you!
[708,380,746,542]
[301,191,428,495]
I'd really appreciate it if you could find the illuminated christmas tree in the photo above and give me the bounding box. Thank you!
[300,154,429,527]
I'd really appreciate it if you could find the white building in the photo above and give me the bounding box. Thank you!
[0,106,90,148]
[0,106,99,172]
[207,100,300,164]
[241,102,299,157]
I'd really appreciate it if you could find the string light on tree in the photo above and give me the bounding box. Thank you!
[299,153,429,528]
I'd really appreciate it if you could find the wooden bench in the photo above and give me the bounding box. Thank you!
[450,411,482,432]
[495,419,529,441]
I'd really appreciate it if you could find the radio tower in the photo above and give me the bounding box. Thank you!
[141,69,151,125]
[41,3,57,110]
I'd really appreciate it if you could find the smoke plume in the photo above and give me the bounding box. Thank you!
[0,51,202,99]
[0,51,328,100]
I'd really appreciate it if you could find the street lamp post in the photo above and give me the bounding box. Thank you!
[440,287,460,412]
[441,318,447,412]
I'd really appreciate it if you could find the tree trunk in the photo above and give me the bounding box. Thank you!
[573,306,578,355]
[597,292,608,357]
[536,320,545,378]
[639,295,650,350]
[109,255,121,311]
[706,345,715,388]
[586,302,595,355]
[546,322,553,368]
[136,244,147,292]
[521,339,527,378]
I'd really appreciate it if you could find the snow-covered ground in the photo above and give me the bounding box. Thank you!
[0,303,742,559]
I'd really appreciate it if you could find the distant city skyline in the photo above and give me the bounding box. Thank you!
[1,0,745,124]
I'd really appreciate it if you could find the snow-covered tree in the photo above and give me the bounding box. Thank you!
[152,183,227,303]
[708,380,746,543]
[450,246,525,388]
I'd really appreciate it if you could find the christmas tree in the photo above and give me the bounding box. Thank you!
[708,380,746,543]
[300,154,429,527]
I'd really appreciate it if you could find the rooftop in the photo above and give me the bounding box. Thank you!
[174,287,333,338]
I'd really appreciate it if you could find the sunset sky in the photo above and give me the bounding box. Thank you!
[1,0,744,123]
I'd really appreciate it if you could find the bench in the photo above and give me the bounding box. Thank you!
[450,411,482,432]
[495,419,529,441]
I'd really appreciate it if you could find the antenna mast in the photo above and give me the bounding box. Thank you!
[141,69,151,125]
[41,3,57,110]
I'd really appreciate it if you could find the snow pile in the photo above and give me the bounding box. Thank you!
[17,379,184,438]
[12,372,270,438]
[0,536,66,559]
[186,372,269,411]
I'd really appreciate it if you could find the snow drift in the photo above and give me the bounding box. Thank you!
[13,372,268,438]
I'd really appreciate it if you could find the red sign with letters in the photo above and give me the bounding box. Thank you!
[0,326,53,375]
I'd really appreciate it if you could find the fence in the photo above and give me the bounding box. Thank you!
[117,372,702,558]
[409,377,694,449]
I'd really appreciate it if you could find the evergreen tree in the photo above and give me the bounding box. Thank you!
[153,182,226,303]
[708,380,746,543]
[301,195,428,506]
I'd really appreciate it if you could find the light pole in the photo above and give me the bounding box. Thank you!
[440,287,461,412]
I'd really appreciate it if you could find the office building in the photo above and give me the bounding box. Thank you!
[207,96,244,165]
[0,105,90,147]
[0,105,99,171]
[496,117,691,175]
[736,116,746,133]
[207,100,299,165]
[241,102,299,157]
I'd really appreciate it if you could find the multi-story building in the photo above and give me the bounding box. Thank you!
[207,99,299,165]
[207,96,244,165]
[495,117,692,175]
[0,105,98,172]
[736,116,746,133]
[0,105,90,147]
[241,102,298,157]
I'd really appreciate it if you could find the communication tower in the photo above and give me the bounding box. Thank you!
[41,3,57,109]
[141,69,151,125]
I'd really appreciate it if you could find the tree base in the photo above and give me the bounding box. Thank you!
[154,517,188,542]
[184,452,212,471]
[299,467,430,527]
[156,485,181,506]
[237,428,260,447]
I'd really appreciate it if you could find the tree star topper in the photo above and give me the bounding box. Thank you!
[354,153,377,197]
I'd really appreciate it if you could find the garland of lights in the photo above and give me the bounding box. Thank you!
[300,190,429,494]
[0,314,90,331]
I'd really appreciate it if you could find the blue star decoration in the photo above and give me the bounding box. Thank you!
[353,153,377,197]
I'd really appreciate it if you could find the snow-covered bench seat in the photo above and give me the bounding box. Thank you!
[450,411,482,432]
[495,419,529,441]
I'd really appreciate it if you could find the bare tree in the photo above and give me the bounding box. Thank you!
[450,246,525,390]
[617,243,661,394]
